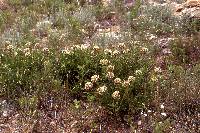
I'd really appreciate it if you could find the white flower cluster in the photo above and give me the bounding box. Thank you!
[114,78,121,84]
[107,65,114,72]
[91,75,99,83]
[106,72,115,79]
[112,91,120,99]
[100,59,110,65]
[97,85,107,95]
[140,47,148,54]
[122,76,135,87]
[84,82,93,90]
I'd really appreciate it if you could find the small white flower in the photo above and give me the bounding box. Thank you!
[104,49,112,55]
[2,110,8,117]
[114,78,122,84]
[151,75,158,82]
[14,51,18,56]
[112,50,120,56]
[107,65,114,72]
[122,48,130,54]
[5,41,11,44]
[80,44,89,50]
[148,110,152,113]
[97,85,107,95]
[91,75,100,83]
[43,47,49,53]
[140,47,148,53]
[134,41,140,44]
[112,91,120,99]
[149,34,156,40]
[93,45,100,51]
[122,80,130,87]
[62,49,71,54]
[160,104,165,109]
[100,59,109,65]
[106,72,115,79]
[23,48,29,52]
[101,0,111,7]
[128,76,135,82]
[25,42,31,46]
[135,70,142,75]
[118,43,126,48]
[84,82,93,90]
[24,48,31,56]
[74,45,81,50]
[161,112,167,116]
[154,67,162,73]
[7,45,13,50]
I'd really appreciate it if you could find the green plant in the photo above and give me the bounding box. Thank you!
[154,118,172,133]
[170,36,200,65]
[0,46,58,102]
[131,3,176,35]
[0,10,14,32]
[59,44,156,116]
[129,0,141,19]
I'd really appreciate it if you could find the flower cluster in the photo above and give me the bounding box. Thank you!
[6,44,14,50]
[112,91,120,99]
[118,43,126,49]
[23,48,31,56]
[93,45,100,52]
[122,76,135,87]
[62,49,71,55]
[135,70,142,75]
[114,78,121,84]
[154,66,162,73]
[151,75,158,82]
[112,50,120,56]
[104,49,112,55]
[100,59,110,65]
[106,72,115,79]
[97,85,107,95]
[43,47,49,54]
[84,82,93,90]
[128,76,135,82]
[107,65,114,72]
[140,47,149,54]
[91,75,99,83]
[122,80,130,87]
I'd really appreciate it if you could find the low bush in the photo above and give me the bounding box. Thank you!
[0,42,156,115]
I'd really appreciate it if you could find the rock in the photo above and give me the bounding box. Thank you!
[184,0,200,8]
[124,0,135,8]
[175,0,200,19]
[0,0,8,10]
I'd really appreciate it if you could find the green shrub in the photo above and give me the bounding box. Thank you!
[170,36,200,65]
[131,3,176,35]
[0,42,156,116]
[58,44,156,115]
[158,63,200,111]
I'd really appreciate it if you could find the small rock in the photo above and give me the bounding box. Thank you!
[2,110,8,117]
[137,120,142,126]
[70,120,78,128]
[0,0,8,10]
[162,48,172,55]
[161,112,167,116]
